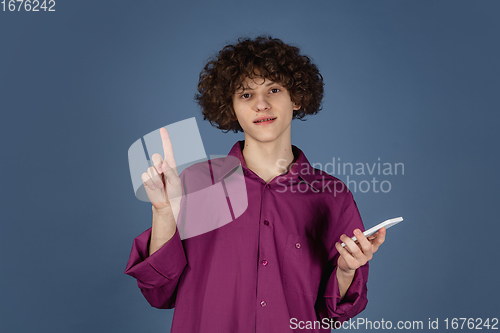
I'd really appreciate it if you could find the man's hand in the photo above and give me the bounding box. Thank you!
[334,228,386,299]
[141,127,182,219]
[335,227,386,274]
[141,127,183,256]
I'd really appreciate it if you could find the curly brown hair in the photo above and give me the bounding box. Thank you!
[194,35,324,133]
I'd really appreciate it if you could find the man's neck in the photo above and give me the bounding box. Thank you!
[241,135,295,184]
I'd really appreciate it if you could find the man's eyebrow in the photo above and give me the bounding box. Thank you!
[238,81,278,92]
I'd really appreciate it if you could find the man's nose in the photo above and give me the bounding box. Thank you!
[253,94,271,111]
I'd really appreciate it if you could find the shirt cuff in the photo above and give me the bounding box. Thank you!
[324,262,369,322]
[124,227,187,289]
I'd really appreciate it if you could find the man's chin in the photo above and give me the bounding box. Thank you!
[249,134,281,144]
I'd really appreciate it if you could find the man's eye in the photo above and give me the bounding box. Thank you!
[241,93,251,99]
[270,88,280,93]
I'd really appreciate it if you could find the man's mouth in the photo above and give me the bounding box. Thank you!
[253,117,277,124]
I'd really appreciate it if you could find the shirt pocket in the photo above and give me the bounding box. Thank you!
[282,233,325,298]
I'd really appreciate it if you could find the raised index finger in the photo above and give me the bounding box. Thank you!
[160,127,178,176]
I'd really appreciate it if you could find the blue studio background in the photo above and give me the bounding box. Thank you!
[1,1,499,332]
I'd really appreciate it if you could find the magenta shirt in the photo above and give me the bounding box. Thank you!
[125,141,368,332]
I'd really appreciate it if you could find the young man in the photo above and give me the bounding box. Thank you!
[125,36,386,332]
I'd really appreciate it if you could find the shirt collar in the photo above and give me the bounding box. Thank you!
[215,140,321,192]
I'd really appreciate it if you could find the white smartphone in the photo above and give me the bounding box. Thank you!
[341,217,404,247]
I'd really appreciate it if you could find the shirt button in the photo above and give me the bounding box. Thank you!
[263,220,269,226]
[260,300,267,307]
[295,242,301,249]
[266,184,270,189]
[262,260,268,266]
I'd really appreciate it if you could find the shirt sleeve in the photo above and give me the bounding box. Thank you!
[124,226,187,309]
[324,261,369,322]
[322,189,369,323]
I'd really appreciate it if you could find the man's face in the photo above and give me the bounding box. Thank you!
[232,76,300,144]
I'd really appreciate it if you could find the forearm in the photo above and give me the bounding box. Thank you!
[125,224,187,309]
[149,204,179,256]
[322,264,368,322]
[336,268,356,300]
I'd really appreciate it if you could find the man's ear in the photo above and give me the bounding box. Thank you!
[293,103,301,111]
